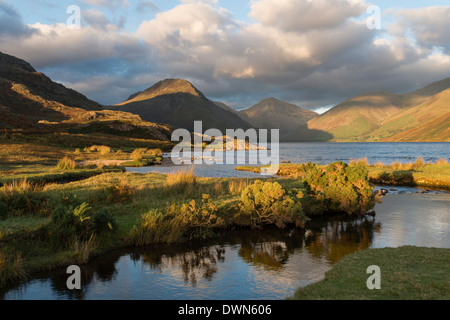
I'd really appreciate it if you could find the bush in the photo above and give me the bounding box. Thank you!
[237,180,305,228]
[50,202,117,248]
[303,161,374,215]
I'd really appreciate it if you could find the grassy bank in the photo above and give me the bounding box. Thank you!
[0,160,376,288]
[291,246,450,300]
[236,158,450,189]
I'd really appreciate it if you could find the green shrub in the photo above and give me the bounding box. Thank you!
[303,161,374,215]
[50,202,117,248]
[237,180,305,228]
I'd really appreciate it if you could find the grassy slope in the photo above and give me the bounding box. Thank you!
[306,79,450,142]
[307,91,404,141]
[291,246,450,300]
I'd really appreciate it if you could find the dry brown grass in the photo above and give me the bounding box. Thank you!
[228,178,251,194]
[436,158,448,165]
[56,156,77,170]
[165,167,197,192]
[0,179,35,195]
[349,157,369,167]
[412,157,425,169]
[374,161,385,168]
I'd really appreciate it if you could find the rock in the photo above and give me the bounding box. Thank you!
[305,230,313,238]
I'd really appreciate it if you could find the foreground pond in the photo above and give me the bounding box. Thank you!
[1,193,449,300]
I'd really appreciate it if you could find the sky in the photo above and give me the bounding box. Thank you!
[1,0,450,113]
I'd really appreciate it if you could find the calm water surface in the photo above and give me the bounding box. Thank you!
[2,192,449,300]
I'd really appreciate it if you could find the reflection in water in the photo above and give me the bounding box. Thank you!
[307,216,381,263]
[1,194,449,300]
[1,216,379,300]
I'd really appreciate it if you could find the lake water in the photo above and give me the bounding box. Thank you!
[128,142,450,178]
[2,192,449,300]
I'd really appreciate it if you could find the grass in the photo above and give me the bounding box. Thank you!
[165,167,197,192]
[291,246,450,300]
[56,156,77,170]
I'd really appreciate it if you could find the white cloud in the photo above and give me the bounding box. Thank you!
[392,6,450,53]
[249,0,367,31]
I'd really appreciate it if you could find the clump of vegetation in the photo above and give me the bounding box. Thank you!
[228,179,251,195]
[412,156,425,169]
[49,202,117,249]
[349,157,369,167]
[0,250,27,287]
[131,148,146,162]
[56,156,77,170]
[105,183,134,204]
[73,234,98,264]
[374,161,385,168]
[436,158,448,165]
[236,180,305,229]
[303,162,374,215]
[165,167,197,193]
[130,195,222,246]
[85,145,111,155]
[0,180,50,218]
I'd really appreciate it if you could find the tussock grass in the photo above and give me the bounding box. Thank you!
[56,156,77,170]
[85,145,111,155]
[374,161,385,168]
[1,179,35,194]
[73,235,98,264]
[436,158,448,165]
[412,156,425,169]
[165,167,197,192]
[349,157,369,167]
[0,251,27,287]
[228,178,251,194]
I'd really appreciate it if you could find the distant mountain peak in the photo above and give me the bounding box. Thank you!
[121,78,204,104]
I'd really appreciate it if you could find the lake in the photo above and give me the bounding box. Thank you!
[128,142,450,178]
[1,192,449,300]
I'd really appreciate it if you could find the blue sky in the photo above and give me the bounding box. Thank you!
[1,0,450,111]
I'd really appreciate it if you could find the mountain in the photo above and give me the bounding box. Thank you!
[239,97,319,141]
[307,78,450,142]
[113,79,252,132]
[0,52,173,143]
